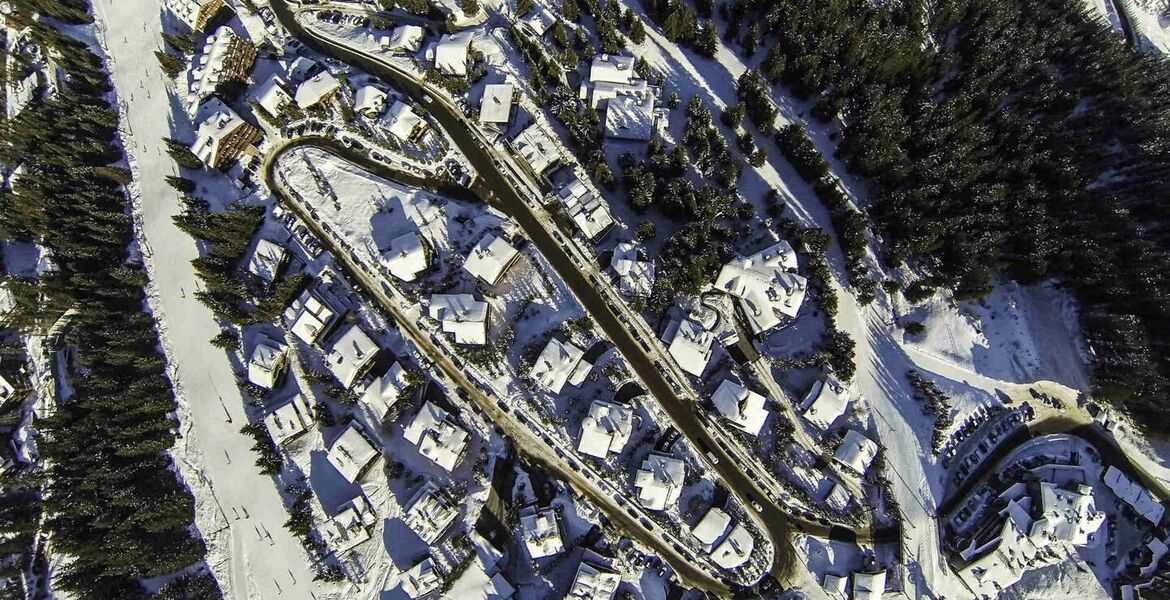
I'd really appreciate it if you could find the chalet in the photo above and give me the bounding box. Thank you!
[463,233,520,287]
[190,98,263,170]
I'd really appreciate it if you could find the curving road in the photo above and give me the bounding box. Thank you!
[263,138,740,593]
[267,0,809,586]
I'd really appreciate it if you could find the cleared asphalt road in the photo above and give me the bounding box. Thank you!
[269,0,797,585]
[264,139,734,593]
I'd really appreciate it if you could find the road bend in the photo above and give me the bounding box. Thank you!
[263,140,735,593]
[270,0,803,583]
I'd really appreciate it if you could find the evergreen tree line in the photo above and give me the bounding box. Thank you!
[0,3,212,597]
[727,0,1170,429]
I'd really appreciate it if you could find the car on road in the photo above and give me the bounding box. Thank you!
[639,517,653,530]
[496,400,509,412]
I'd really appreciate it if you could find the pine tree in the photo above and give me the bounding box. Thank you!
[154,51,185,78]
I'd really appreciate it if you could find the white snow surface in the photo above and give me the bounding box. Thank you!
[87,0,334,597]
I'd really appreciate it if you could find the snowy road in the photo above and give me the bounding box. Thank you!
[87,2,325,598]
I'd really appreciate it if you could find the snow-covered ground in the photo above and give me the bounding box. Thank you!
[87,0,333,597]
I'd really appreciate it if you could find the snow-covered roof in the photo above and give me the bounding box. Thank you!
[833,429,879,473]
[326,422,381,484]
[295,72,341,109]
[288,56,319,82]
[404,481,458,544]
[714,240,807,335]
[166,0,223,31]
[479,83,514,124]
[566,561,620,600]
[634,453,685,511]
[403,400,469,472]
[822,573,848,596]
[246,334,288,389]
[852,571,886,600]
[604,95,655,141]
[382,231,428,282]
[463,233,519,286]
[284,288,340,345]
[443,557,515,600]
[610,242,654,297]
[190,97,259,169]
[589,54,636,85]
[253,74,292,117]
[0,283,13,322]
[354,85,388,118]
[588,77,651,109]
[1104,466,1164,525]
[512,123,560,174]
[321,494,376,554]
[401,558,440,599]
[246,238,287,284]
[578,400,634,458]
[712,522,753,569]
[711,380,770,436]
[1031,482,1104,545]
[557,176,614,241]
[186,26,252,113]
[532,337,591,394]
[665,317,714,377]
[800,379,848,431]
[381,24,425,53]
[428,293,489,346]
[435,31,473,76]
[691,506,731,547]
[520,5,555,35]
[325,325,380,389]
[520,507,564,559]
[263,394,313,446]
[358,361,408,421]
[384,100,427,142]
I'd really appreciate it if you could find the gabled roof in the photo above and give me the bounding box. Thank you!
[578,400,634,458]
[532,337,590,394]
[382,24,425,53]
[435,31,474,76]
[325,325,380,389]
[589,54,636,85]
[401,558,441,599]
[358,361,408,421]
[1104,466,1164,525]
[246,238,287,283]
[610,242,654,297]
[428,294,489,346]
[247,334,288,389]
[479,83,514,124]
[190,97,257,168]
[384,100,426,142]
[263,394,313,446]
[512,123,560,174]
[604,95,655,141]
[800,379,848,431]
[558,176,614,240]
[714,240,806,335]
[666,317,714,377]
[326,422,381,484]
[711,379,769,436]
[463,233,519,286]
[634,453,685,511]
[382,231,427,282]
[520,507,564,559]
[520,6,555,35]
[254,74,292,117]
[566,561,620,600]
[284,288,340,345]
[295,72,341,109]
[833,429,879,473]
[404,481,458,544]
[852,570,886,600]
[403,400,469,472]
[354,85,388,117]
[691,506,731,547]
[712,522,753,569]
